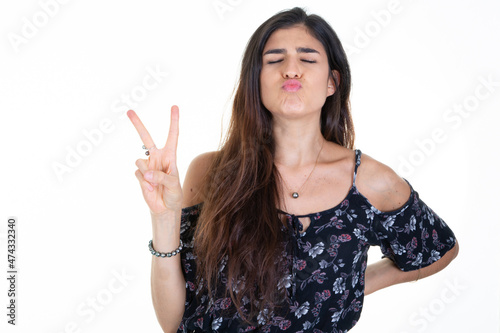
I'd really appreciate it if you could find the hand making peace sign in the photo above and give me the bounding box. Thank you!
[127,106,183,216]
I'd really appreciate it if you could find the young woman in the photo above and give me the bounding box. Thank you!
[128,7,458,332]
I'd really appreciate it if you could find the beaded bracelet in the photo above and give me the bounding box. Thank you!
[148,239,183,258]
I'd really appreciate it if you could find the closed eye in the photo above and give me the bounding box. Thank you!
[267,59,317,64]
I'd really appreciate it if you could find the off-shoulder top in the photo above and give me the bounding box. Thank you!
[176,149,457,332]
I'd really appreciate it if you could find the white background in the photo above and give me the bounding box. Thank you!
[1,0,499,332]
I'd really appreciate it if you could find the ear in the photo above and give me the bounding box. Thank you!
[327,70,340,97]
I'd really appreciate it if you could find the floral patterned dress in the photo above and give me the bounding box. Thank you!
[177,149,457,332]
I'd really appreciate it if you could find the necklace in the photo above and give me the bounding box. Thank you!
[279,139,325,199]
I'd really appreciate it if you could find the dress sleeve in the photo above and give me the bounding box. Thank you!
[368,180,457,271]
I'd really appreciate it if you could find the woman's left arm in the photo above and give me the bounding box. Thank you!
[356,153,459,296]
[364,241,459,295]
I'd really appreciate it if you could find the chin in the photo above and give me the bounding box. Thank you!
[272,109,311,120]
[279,101,306,114]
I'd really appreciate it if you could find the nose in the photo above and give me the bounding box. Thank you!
[282,59,301,79]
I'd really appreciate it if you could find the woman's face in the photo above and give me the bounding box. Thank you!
[260,25,336,119]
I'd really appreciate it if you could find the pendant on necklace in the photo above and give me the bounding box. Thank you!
[292,192,299,199]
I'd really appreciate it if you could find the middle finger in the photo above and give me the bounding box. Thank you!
[127,110,156,149]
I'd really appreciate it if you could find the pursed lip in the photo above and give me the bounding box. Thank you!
[282,79,302,92]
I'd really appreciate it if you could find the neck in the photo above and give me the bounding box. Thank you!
[272,115,325,169]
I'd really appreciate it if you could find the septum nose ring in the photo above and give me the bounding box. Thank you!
[142,145,156,156]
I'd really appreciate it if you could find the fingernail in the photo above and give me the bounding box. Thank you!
[145,172,152,181]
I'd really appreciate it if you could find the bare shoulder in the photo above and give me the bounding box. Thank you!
[355,152,411,212]
[326,142,357,168]
[182,151,218,208]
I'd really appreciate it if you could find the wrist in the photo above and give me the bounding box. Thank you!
[151,208,181,224]
[151,210,182,252]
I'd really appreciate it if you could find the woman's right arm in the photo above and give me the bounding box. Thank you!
[127,106,184,332]
[127,107,214,332]
[149,151,214,332]
[150,209,186,333]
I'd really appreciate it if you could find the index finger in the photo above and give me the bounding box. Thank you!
[164,105,179,160]
[127,110,156,149]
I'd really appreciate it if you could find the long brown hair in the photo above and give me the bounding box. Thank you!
[193,7,354,324]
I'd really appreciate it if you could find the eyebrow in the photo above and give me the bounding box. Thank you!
[263,47,320,55]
